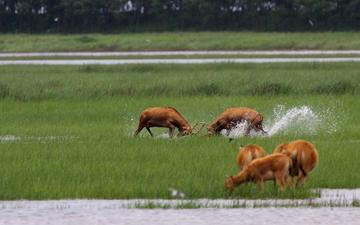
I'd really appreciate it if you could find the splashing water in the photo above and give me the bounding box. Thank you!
[221,105,337,139]
[266,105,321,136]
[0,135,20,142]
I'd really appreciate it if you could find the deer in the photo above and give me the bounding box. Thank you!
[225,153,292,193]
[236,144,266,170]
[273,140,318,186]
[208,107,266,137]
[134,107,192,138]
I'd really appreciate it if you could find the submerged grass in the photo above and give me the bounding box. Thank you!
[2,32,360,52]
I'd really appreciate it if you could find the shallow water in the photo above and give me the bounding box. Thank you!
[1,58,360,65]
[0,189,359,225]
[0,207,359,225]
[1,50,360,57]
[0,135,77,143]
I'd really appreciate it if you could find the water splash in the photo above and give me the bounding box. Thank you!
[266,105,321,136]
[221,105,338,138]
[0,135,20,142]
[0,135,77,143]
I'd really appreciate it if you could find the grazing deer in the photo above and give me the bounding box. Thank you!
[134,107,192,138]
[225,153,291,193]
[208,107,266,137]
[273,140,318,186]
[236,144,266,170]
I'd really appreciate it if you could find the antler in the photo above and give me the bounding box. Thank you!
[192,122,207,135]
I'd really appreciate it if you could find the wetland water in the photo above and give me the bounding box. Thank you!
[0,189,359,225]
[1,50,360,57]
[1,58,360,65]
[0,207,359,225]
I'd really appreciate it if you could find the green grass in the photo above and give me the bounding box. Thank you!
[1,32,360,52]
[0,63,359,200]
[0,63,359,101]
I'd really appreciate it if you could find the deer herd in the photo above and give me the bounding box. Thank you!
[135,106,319,194]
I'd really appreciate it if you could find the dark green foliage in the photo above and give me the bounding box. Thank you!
[0,0,359,32]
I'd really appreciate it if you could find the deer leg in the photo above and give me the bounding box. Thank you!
[169,127,176,138]
[134,121,146,137]
[163,122,176,138]
[146,127,154,137]
[134,126,144,137]
[256,178,264,191]
[296,169,308,187]
[275,172,286,192]
[245,126,252,136]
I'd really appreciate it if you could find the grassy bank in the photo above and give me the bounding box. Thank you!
[0,63,359,200]
[1,32,360,52]
[0,63,359,100]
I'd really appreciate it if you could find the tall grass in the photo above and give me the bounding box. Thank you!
[0,63,359,100]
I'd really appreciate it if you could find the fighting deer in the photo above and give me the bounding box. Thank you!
[208,107,266,137]
[134,107,192,138]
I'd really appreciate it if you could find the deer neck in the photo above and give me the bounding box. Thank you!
[178,120,191,131]
[231,170,249,187]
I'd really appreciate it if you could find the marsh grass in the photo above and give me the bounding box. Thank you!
[0,94,359,200]
[2,32,360,52]
[0,63,359,100]
[0,63,359,200]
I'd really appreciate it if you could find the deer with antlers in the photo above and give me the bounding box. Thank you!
[208,107,267,137]
[134,107,205,138]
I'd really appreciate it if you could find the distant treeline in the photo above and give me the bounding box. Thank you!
[1,0,360,32]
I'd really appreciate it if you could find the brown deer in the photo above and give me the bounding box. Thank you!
[225,153,291,193]
[134,107,192,138]
[273,140,318,186]
[236,144,266,170]
[208,107,266,137]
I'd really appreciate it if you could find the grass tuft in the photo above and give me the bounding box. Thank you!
[249,82,292,96]
[312,81,357,95]
[0,82,10,98]
[75,36,97,43]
